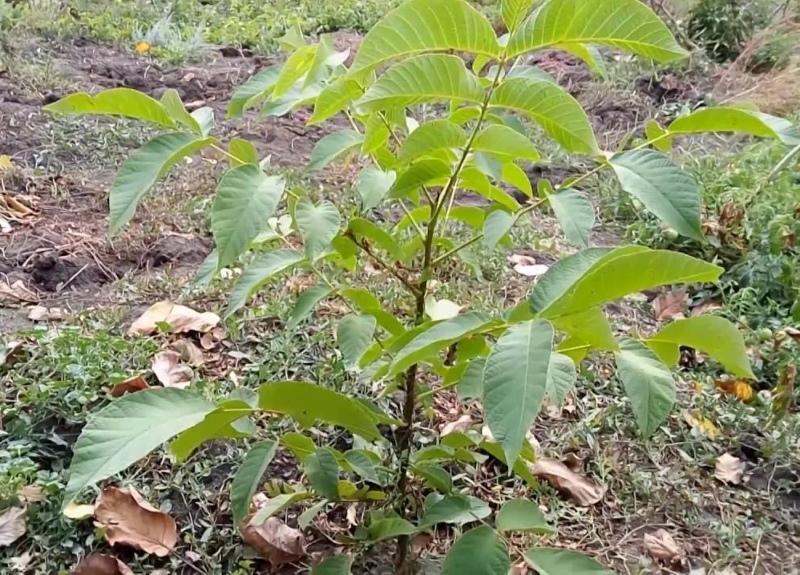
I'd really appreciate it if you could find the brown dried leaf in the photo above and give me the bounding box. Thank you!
[440,414,473,436]
[652,291,686,321]
[683,410,720,438]
[172,339,205,366]
[9,551,32,572]
[128,301,220,336]
[94,486,177,557]
[199,326,226,350]
[714,378,754,402]
[63,502,97,520]
[18,485,45,503]
[508,254,549,277]
[27,305,63,321]
[0,280,38,304]
[0,507,26,546]
[691,300,722,316]
[644,529,682,563]
[1,340,26,368]
[241,517,306,567]
[152,351,193,388]
[530,458,606,506]
[109,375,150,397]
[71,554,134,575]
[714,453,745,485]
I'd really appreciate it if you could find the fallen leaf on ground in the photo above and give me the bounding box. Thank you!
[562,452,585,472]
[714,378,754,402]
[18,485,44,504]
[0,154,13,172]
[652,291,686,320]
[242,517,306,567]
[109,375,150,397]
[691,300,722,316]
[27,305,63,321]
[9,551,32,572]
[71,554,134,575]
[94,486,177,557]
[683,410,720,438]
[172,339,205,366]
[63,502,97,520]
[715,453,745,484]
[0,341,26,368]
[128,301,220,336]
[785,327,800,342]
[531,458,606,506]
[440,414,473,436]
[199,326,226,350]
[770,364,796,424]
[508,254,549,277]
[644,529,683,563]
[0,280,38,304]
[0,507,26,546]
[152,351,193,388]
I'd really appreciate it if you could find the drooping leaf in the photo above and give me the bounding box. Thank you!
[610,149,703,240]
[397,120,467,164]
[309,130,364,171]
[615,338,676,437]
[227,249,305,316]
[525,548,613,575]
[355,166,396,211]
[295,198,341,261]
[483,319,554,465]
[559,43,607,78]
[230,441,278,527]
[304,448,340,500]
[390,159,452,199]
[228,137,259,166]
[545,352,577,405]
[472,124,540,161]
[288,284,333,329]
[668,107,800,145]
[228,65,281,117]
[363,516,418,542]
[496,499,554,534]
[547,189,594,248]
[62,388,214,508]
[337,314,377,369]
[212,166,284,267]
[502,162,533,197]
[44,87,176,127]
[418,494,472,527]
[442,526,509,575]
[170,400,254,462]
[483,209,514,250]
[160,89,202,133]
[312,555,353,575]
[272,44,318,98]
[109,133,214,234]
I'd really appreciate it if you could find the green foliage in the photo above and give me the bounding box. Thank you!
[687,0,769,62]
[230,441,278,527]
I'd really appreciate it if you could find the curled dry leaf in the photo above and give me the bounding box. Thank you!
[199,326,226,350]
[644,529,683,564]
[94,486,177,557]
[691,300,722,316]
[714,378,754,402]
[27,305,63,321]
[531,458,606,506]
[714,453,745,485]
[109,375,150,397]
[172,339,206,366]
[652,291,686,321]
[0,280,38,304]
[71,554,134,575]
[128,300,220,336]
[63,502,97,520]
[0,506,26,546]
[440,414,473,436]
[508,254,549,277]
[242,517,306,567]
[152,351,193,388]
[683,410,720,439]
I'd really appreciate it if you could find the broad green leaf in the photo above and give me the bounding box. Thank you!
[304,447,340,500]
[364,516,417,542]
[490,78,598,155]
[295,198,341,261]
[282,432,317,460]
[390,159,452,199]
[389,312,493,376]
[348,218,402,259]
[668,107,800,145]
[250,492,310,525]
[548,189,594,248]
[212,166,284,267]
[458,167,521,211]
[483,209,514,250]
[62,389,213,508]
[615,338,676,437]
[160,89,201,133]
[358,54,483,112]
[552,307,617,351]
[226,249,304,316]
[442,527,509,575]
[109,133,214,234]
[419,494,471,527]
[337,314,377,369]
[309,75,368,124]
[355,167,396,211]
[191,107,214,136]
[413,462,452,493]
[192,249,218,288]
[44,87,176,127]
[457,357,485,401]
[351,0,499,74]
[502,162,533,197]
[344,450,382,485]
[309,130,364,171]
[559,43,607,78]
[398,120,467,164]
[361,113,391,154]
[288,284,333,329]
[507,0,687,62]
[258,381,383,440]
[525,548,613,575]
[312,555,353,575]
[646,119,672,151]
[230,441,278,527]
[228,65,281,117]
[545,352,577,406]
[497,499,554,534]
[483,319,554,464]
[298,500,328,529]
[170,400,254,462]
[273,44,318,98]
[502,0,537,31]
[473,124,540,161]
[304,35,337,87]
[647,316,753,378]
[610,149,703,240]
[228,137,259,166]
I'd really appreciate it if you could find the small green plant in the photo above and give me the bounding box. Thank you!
[687,0,770,62]
[43,0,800,571]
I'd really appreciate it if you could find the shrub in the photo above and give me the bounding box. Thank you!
[687,0,770,62]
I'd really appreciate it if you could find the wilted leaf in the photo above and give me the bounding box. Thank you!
[682,410,720,438]
[9,551,32,572]
[771,364,796,425]
[94,486,177,557]
[71,554,134,575]
[27,305,63,321]
[63,502,97,520]
[200,326,226,350]
[242,517,306,567]
[714,453,744,485]
[152,350,193,388]
[172,339,205,366]
[17,485,44,504]
[440,414,473,437]
[110,375,150,397]
[531,458,606,506]
[714,378,754,403]
[128,301,220,336]
[0,507,26,546]
[508,254,549,277]
[644,529,682,563]
[0,280,38,304]
[652,291,686,321]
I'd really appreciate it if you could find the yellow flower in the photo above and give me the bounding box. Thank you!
[135,41,151,55]
[683,410,720,438]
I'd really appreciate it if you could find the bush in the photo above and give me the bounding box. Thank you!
[687,0,770,62]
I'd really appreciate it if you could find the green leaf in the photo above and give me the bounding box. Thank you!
[502,0,537,31]
[413,462,452,493]
[668,107,800,145]
[282,432,317,460]
[258,381,383,440]
[304,447,340,500]
[44,87,176,127]
[160,89,201,133]
[457,357,485,400]
[497,499,554,534]
[250,492,310,525]
[191,107,214,136]
[610,149,702,240]
[230,441,278,527]
[212,166,284,267]
[309,75,366,124]
[548,189,594,248]
[312,555,353,575]
[348,218,402,259]
[170,400,254,462]
[552,307,617,351]
[502,162,533,197]
[359,54,483,111]
[309,130,364,171]
[615,338,676,437]
[288,284,333,329]
[389,312,493,376]
[490,77,598,155]
[337,314,377,369]
[459,167,520,211]
[62,388,213,508]
[273,44,318,98]
[390,159,452,200]
[545,352,577,406]
[351,0,499,74]
[298,500,328,529]
[295,198,341,261]
[398,120,467,164]
[483,319,554,465]
[483,209,514,250]
[192,249,219,288]
[647,316,753,378]
[344,450,382,485]
[525,548,613,575]
[507,0,687,62]
[228,138,259,166]
[355,167,396,211]
[364,516,417,543]
[559,43,607,78]
[473,124,540,161]
[442,527,509,575]
[226,249,304,316]
[228,65,281,117]
[109,133,214,234]
[419,494,471,527]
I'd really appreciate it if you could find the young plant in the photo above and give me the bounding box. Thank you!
[44,0,800,571]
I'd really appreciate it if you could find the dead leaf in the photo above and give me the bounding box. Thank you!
[94,486,177,557]
[508,254,549,277]
[71,554,134,575]
[652,291,686,321]
[691,300,722,316]
[509,562,528,575]
[242,517,305,567]
[770,364,796,424]
[0,154,13,172]
[199,326,226,350]
[63,502,97,520]
[714,378,754,402]
[18,485,44,503]
[0,280,38,304]
[683,410,720,438]
[1,340,26,368]
[411,533,432,554]
[0,507,26,546]
[128,301,220,336]
[109,375,150,397]
[562,452,585,472]
[172,339,205,366]
[9,551,32,572]
[345,503,359,527]
[531,458,606,506]
[440,414,473,436]
[152,351,193,388]
[27,305,63,322]
[715,453,745,484]
[644,529,683,563]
